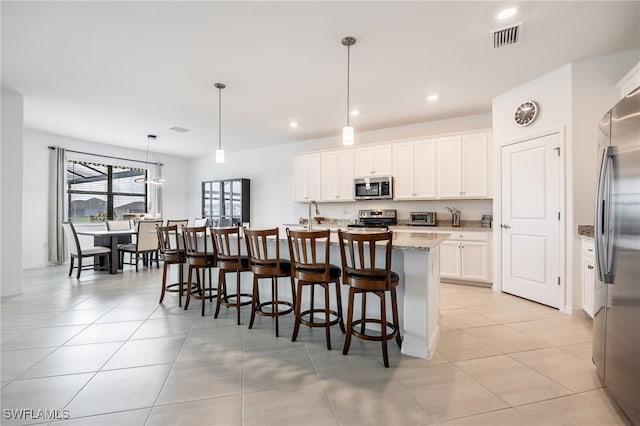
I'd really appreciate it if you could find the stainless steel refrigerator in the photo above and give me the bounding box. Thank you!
[593,85,640,425]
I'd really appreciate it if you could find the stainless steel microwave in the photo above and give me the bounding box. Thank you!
[354,176,393,200]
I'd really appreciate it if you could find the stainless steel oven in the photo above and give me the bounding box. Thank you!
[354,176,393,200]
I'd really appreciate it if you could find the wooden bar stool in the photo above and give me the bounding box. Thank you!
[210,226,252,325]
[244,227,295,337]
[286,228,345,350]
[337,229,402,368]
[183,226,219,316]
[156,224,189,307]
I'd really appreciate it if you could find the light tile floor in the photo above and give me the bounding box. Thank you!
[0,266,631,425]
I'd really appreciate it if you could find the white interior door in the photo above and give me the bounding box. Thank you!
[501,133,562,308]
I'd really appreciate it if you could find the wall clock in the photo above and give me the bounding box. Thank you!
[514,100,539,126]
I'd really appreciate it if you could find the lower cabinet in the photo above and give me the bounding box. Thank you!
[581,237,596,318]
[440,232,491,283]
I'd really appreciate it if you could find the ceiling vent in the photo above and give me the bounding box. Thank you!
[490,23,522,48]
[169,126,190,133]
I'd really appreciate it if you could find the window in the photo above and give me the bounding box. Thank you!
[66,160,147,223]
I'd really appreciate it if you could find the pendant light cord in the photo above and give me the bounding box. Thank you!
[346,43,351,127]
[218,87,222,151]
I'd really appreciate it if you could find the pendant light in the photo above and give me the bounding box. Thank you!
[134,134,165,185]
[214,83,226,163]
[342,36,356,146]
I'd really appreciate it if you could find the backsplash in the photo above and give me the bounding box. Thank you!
[292,198,493,225]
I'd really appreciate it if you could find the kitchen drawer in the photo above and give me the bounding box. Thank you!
[440,231,490,242]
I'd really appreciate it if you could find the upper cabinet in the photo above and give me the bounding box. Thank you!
[354,145,392,177]
[393,139,437,199]
[292,154,321,202]
[321,150,354,202]
[292,130,491,202]
[437,133,490,199]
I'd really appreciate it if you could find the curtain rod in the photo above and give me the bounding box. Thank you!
[48,146,163,166]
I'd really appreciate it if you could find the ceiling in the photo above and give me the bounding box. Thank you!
[2,1,639,158]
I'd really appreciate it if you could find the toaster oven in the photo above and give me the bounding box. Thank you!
[409,211,437,226]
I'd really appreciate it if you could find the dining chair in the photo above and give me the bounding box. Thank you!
[337,229,402,368]
[106,220,132,231]
[286,228,345,349]
[244,227,295,337]
[119,219,162,271]
[183,226,219,315]
[166,219,188,227]
[61,221,111,278]
[211,226,252,325]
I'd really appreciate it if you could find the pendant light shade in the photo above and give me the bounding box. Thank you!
[214,83,226,164]
[342,36,356,146]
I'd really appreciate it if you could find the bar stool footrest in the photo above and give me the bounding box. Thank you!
[222,293,253,308]
[256,300,294,317]
[350,318,399,342]
[300,308,341,328]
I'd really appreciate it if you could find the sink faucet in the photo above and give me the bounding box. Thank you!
[308,200,319,231]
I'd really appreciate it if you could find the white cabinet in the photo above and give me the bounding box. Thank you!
[292,154,321,202]
[393,139,437,199]
[581,237,596,318]
[354,144,392,177]
[439,231,491,283]
[321,150,354,202]
[437,133,490,199]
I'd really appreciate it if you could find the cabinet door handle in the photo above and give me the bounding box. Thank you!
[501,224,511,229]
[588,249,593,252]
[587,265,594,270]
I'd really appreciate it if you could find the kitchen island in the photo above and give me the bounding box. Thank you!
[277,229,448,359]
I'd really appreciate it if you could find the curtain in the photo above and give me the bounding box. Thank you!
[48,147,66,263]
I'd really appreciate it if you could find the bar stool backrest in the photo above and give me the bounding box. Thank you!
[337,230,393,290]
[244,227,281,275]
[286,228,331,282]
[211,227,243,267]
[166,219,188,227]
[156,224,181,256]
[182,226,211,259]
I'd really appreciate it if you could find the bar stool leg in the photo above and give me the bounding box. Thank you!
[214,270,225,318]
[291,280,303,342]
[391,288,402,347]
[324,282,331,350]
[184,266,193,310]
[236,270,241,325]
[159,261,169,303]
[178,263,184,308]
[334,278,346,333]
[273,276,279,337]
[380,291,389,368]
[343,287,355,355]
[249,275,259,330]
[361,292,367,335]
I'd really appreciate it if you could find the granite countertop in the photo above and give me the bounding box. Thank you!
[284,222,492,232]
[279,225,449,251]
[578,225,594,238]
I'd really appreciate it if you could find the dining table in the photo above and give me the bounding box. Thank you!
[75,229,137,274]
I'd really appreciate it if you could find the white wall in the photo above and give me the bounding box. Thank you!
[187,113,493,227]
[1,90,24,296]
[491,49,640,312]
[22,129,192,269]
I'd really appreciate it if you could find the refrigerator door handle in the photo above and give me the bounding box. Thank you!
[595,145,614,284]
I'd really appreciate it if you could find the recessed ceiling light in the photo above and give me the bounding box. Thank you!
[350,109,360,116]
[427,94,439,102]
[497,7,517,20]
[289,121,299,128]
